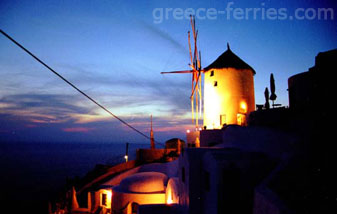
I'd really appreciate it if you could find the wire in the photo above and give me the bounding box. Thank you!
[0,29,161,143]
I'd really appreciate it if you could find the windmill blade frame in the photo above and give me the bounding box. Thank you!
[161,15,203,128]
[161,70,194,74]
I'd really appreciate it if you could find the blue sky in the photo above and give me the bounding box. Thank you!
[0,0,336,143]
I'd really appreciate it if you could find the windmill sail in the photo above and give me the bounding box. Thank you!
[161,15,203,128]
[161,70,194,74]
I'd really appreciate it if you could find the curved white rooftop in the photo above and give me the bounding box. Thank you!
[103,160,178,187]
[118,172,168,193]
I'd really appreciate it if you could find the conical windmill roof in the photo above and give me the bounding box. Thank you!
[204,43,256,74]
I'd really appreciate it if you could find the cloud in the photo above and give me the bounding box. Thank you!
[62,127,95,133]
[140,21,188,55]
[0,111,189,144]
[51,62,192,117]
[0,93,94,124]
[0,52,195,143]
[0,91,192,143]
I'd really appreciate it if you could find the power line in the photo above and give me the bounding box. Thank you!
[0,29,158,143]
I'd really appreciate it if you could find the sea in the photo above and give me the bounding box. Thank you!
[0,142,150,213]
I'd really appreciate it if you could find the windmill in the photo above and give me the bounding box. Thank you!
[161,15,203,128]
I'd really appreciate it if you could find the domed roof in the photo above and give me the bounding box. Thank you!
[204,43,256,74]
[119,172,168,193]
[165,138,185,149]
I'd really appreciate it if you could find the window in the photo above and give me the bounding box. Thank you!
[101,193,107,206]
[182,167,185,183]
[100,190,112,208]
[210,70,214,77]
[237,113,246,126]
[132,202,139,214]
[214,81,218,87]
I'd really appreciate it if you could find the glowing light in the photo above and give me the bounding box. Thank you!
[186,129,190,133]
[167,197,173,205]
[240,101,247,113]
[124,155,128,162]
[166,190,173,204]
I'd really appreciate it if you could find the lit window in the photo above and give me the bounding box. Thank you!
[237,113,246,126]
[100,190,112,208]
[214,81,217,87]
[102,193,107,206]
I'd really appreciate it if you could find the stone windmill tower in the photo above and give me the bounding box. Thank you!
[203,44,255,129]
[162,17,255,131]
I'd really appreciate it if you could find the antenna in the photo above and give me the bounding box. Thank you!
[150,115,155,149]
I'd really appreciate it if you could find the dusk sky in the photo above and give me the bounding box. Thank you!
[0,0,336,144]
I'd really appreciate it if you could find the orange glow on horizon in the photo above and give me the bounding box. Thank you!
[62,127,95,133]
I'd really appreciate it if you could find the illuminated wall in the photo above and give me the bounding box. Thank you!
[112,191,165,214]
[165,177,180,204]
[111,172,167,214]
[203,68,255,129]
